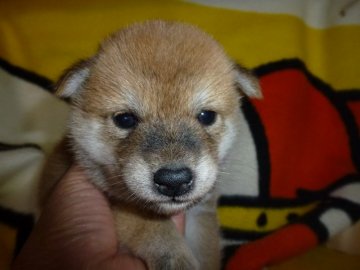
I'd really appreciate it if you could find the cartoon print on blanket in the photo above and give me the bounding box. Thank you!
[0,58,359,270]
[0,58,69,268]
[220,59,360,270]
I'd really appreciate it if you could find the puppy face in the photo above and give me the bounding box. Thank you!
[57,21,260,215]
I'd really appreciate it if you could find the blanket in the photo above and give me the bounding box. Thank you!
[1,1,359,269]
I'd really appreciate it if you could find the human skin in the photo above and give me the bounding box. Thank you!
[12,165,185,270]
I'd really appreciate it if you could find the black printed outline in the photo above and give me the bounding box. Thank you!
[241,98,271,199]
[221,227,270,241]
[0,57,53,91]
[0,206,34,258]
[0,142,42,152]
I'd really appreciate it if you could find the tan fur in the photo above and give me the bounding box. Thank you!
[40,20,260,270]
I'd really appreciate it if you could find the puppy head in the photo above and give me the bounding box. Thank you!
[57,21,260,215]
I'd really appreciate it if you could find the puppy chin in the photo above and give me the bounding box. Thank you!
[155,201,195,215]
[134,192,206,216]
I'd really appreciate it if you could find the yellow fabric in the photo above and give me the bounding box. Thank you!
[0,224,16,270]
[0,0,359,89]
[218,204,316,232]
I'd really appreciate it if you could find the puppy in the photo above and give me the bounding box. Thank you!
[39,20,261,270]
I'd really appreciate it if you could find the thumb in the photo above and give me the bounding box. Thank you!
[39,164,119,259]
[93,252,146,270]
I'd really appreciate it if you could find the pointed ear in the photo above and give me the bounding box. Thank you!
[234,64,262,99]
[55,59,92,99]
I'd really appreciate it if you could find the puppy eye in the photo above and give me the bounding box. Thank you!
[112,112,139,129]
[197,110,217,126]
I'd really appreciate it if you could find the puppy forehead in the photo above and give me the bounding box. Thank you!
[97,22,232,81]
[86,69,236,117]
[84,21,237,113]
[99,21,229,67]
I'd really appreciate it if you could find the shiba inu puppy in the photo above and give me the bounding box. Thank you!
[39,20,261,270]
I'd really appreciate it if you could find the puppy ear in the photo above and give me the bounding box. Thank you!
[55,59,92,99]
[235,65,262,99]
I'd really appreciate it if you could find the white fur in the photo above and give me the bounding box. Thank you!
[195,155,218,195]
[218,117,238,161]
[70,113,116,166]
[123,156,153,201]
[218,109,259,196]
[61,67,89,98]
[235,70,262,98]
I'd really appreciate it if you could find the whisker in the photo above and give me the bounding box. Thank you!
[217,171,231,175]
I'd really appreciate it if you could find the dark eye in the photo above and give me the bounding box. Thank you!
[112,112,139,129]
[197,110,217,126]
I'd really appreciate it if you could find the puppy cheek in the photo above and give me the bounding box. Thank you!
[194,154,218,195]
[217,118,238,161]
[122,155,154,200]
[70,115,116,165]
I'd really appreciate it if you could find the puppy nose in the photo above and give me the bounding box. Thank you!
[154,167,193,197]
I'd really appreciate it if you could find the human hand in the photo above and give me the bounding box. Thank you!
[12,165,185,270]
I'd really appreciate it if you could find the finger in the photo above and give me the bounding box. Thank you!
[171,212,185,235]
[94,252,147,270]
[36,164,119,261]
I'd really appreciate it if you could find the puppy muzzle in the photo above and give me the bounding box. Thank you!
[154,167,193,197]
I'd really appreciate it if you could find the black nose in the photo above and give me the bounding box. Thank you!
[154,167,193,197]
